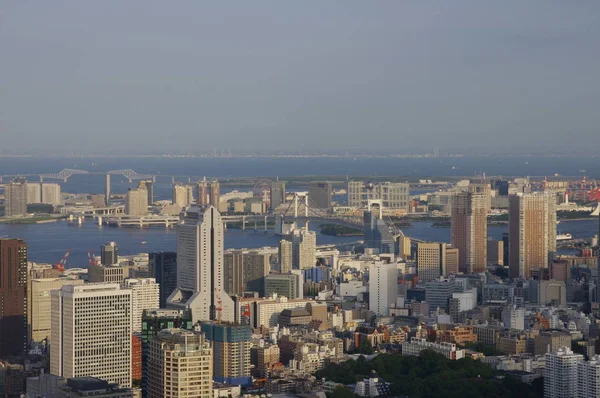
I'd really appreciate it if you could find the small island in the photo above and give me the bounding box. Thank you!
[320,223,363,237]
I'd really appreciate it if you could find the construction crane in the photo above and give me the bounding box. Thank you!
[54,249,71,272]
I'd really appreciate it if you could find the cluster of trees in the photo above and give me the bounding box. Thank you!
[320,224,363,237]
[317,350,543,398]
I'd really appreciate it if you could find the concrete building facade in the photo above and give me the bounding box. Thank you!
[451,191,488,273]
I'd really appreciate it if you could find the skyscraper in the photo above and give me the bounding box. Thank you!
[41,183,61,205]
[27,183,42,204]
[364,210,395,254]
[101,241,119,266]
[308,182,332,212]
[368,261,398,316]
[50,283,132,388]
[290,229,317,269]
[172,183,190,209]
[209,180,220,206]
[197,177,209,206]
[451,191,488,273]
[4,177,28,217]
[348,181,409,210]
[509,193,557,279]
[0,238,28,357]
[416,242,446,282]
[148,329,213,398]
[167,206,235,323]
[278,239,293,273]
[223,248,272,296]
[270,181,286,210]
[123,278,160,333]
[126,187,148,216]
[202,322,252,386]
[148,252,177,308]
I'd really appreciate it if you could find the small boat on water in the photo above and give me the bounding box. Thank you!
[556,233,572,241]
[140,241,147,244]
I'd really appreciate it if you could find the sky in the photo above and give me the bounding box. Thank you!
[0,1,599,154]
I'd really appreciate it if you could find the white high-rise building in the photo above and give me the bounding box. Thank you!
[41,183,62,205]
[50,283,132,388]
[368,261,398,316]
[544,347,583,398]
[167,206,235,323]
[122,278,160,333]
[577,355,600,398]
[27,183,42,204]
[172,184,191,209]
[502,306,525,331]
[126,187,148,216]
[290,229,316,270]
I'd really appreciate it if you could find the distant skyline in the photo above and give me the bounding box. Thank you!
[1,1,599,153]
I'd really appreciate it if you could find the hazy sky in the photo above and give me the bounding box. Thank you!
[1,1,599,153]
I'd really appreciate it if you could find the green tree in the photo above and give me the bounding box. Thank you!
[328,385,355,398]
[358,339,374,355]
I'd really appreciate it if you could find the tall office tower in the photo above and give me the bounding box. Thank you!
[397,235,412,260]
[41,183,61,205]
[126,187,148,216]
[368,261,398,316]
[468,182,492,213]
[265,272,304,299]
[28,277,83,342]
[577,355,600,398]
[223,249,272,296]
[27,182,42,204]
[105,174,111,205]
[544,347,583,398]
[364,210,395,254]
[148,252,177,308]
[197,177,209,206]
[509,193,557,279]
[143,180,154,205]
[141,309,194,395]
[416,242,446,282]
[0,239,28,357]
[270,181,286,210]
[487,239,504,266]
[347,181,410,211]
[50,284,132,388]
[290,229,317,269]
[425,280,454,314]
[4,177,28,217]
[172,183,190,209]
[451,191,488,273]
[308,182,332,211]
[101,241,119,266]
[209,180,220,206]
[123,278,160,333]
[202,322,253,386]
[279,239,293,273]
[167,206,235,323]
[445,247,459,275]
[148,329,213,398]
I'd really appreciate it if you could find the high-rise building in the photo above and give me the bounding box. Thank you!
[148,252,177,308]
[143,180,154,205]
[101,242,119,266]
[209,180,220,206]
[167,206,235,323]
[487,239,504,266]
[368,261,398,316]
[577,355,600,398]
[265,272,303,299]
[197,177,209,206]
[41,183,61,205]
[290,229,317,270]
[270,181,286,210]
[348,181,409,210]
[445,247,459,275]
[544,347,583,398]
[0,238,28,357]
[172,184,190,209]
[364,210,395,254]
[451,191,488,273]
[4,177,28,217]
[202,322,252,386]
[501,306,525,331]
[509,192,557,279]
[425,279,454,314]
[123,278,160,333]
[278,240,293,273]
[224,248,273,296]
[308,182,332,212]
[397,235,412,260]
[126,187,148,216]
[416,242,446,282]
[28,277,83,342]
[27,183,42,204]
[148,329,213,398]
[141,309,194,395]
[50,284,132,388]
